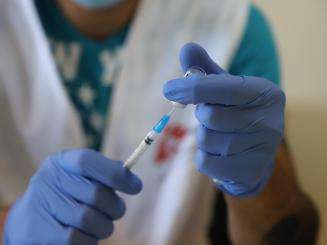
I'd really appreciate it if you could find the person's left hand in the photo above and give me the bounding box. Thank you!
[163,43,285,197]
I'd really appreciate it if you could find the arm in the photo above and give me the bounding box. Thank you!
[226,142,319,245]
[3,149,142,244]
[0,207,9,243]
[164,41,320,244]
[225,6,319,244]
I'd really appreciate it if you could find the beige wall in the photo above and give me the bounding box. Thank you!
[253,0,327,244]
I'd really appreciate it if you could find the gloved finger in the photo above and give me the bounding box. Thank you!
[195,103,267,133]
[58,173,126,220]
[194,146,274,185]
[48,190,114,240]
[67,228,97,245]
[179,42,225,74]
[212,162,275,197]
[196,125,275,156]
[55,149,143,195]
[164,74,277,106]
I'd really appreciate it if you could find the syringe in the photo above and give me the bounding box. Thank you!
[123,67,206,169]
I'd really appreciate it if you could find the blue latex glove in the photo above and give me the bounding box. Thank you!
[4,149,142,244]
[163,43,285,197]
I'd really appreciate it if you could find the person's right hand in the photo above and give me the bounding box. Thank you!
[4,149,142,245]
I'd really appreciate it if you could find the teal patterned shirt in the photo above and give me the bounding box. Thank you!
[35,0,129,150]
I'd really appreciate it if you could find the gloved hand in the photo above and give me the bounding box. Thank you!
[163,43,285,197]
[4,149,142,245]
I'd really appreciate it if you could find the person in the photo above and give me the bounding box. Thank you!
[0,0,319,244]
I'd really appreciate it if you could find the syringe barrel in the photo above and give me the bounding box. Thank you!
[124,131,158,169]
[124,141,148,169]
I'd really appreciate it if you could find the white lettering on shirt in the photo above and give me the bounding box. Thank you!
[100,50,121,86]
[51,41,82,81]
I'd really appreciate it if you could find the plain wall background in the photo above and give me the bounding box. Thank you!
[253,0,327,244]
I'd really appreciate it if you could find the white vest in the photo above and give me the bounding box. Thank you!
[0,0,249,244]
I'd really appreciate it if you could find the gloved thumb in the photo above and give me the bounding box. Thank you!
[179,42,225,75]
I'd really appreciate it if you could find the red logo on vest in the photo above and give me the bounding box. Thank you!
[155,123,188,164]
